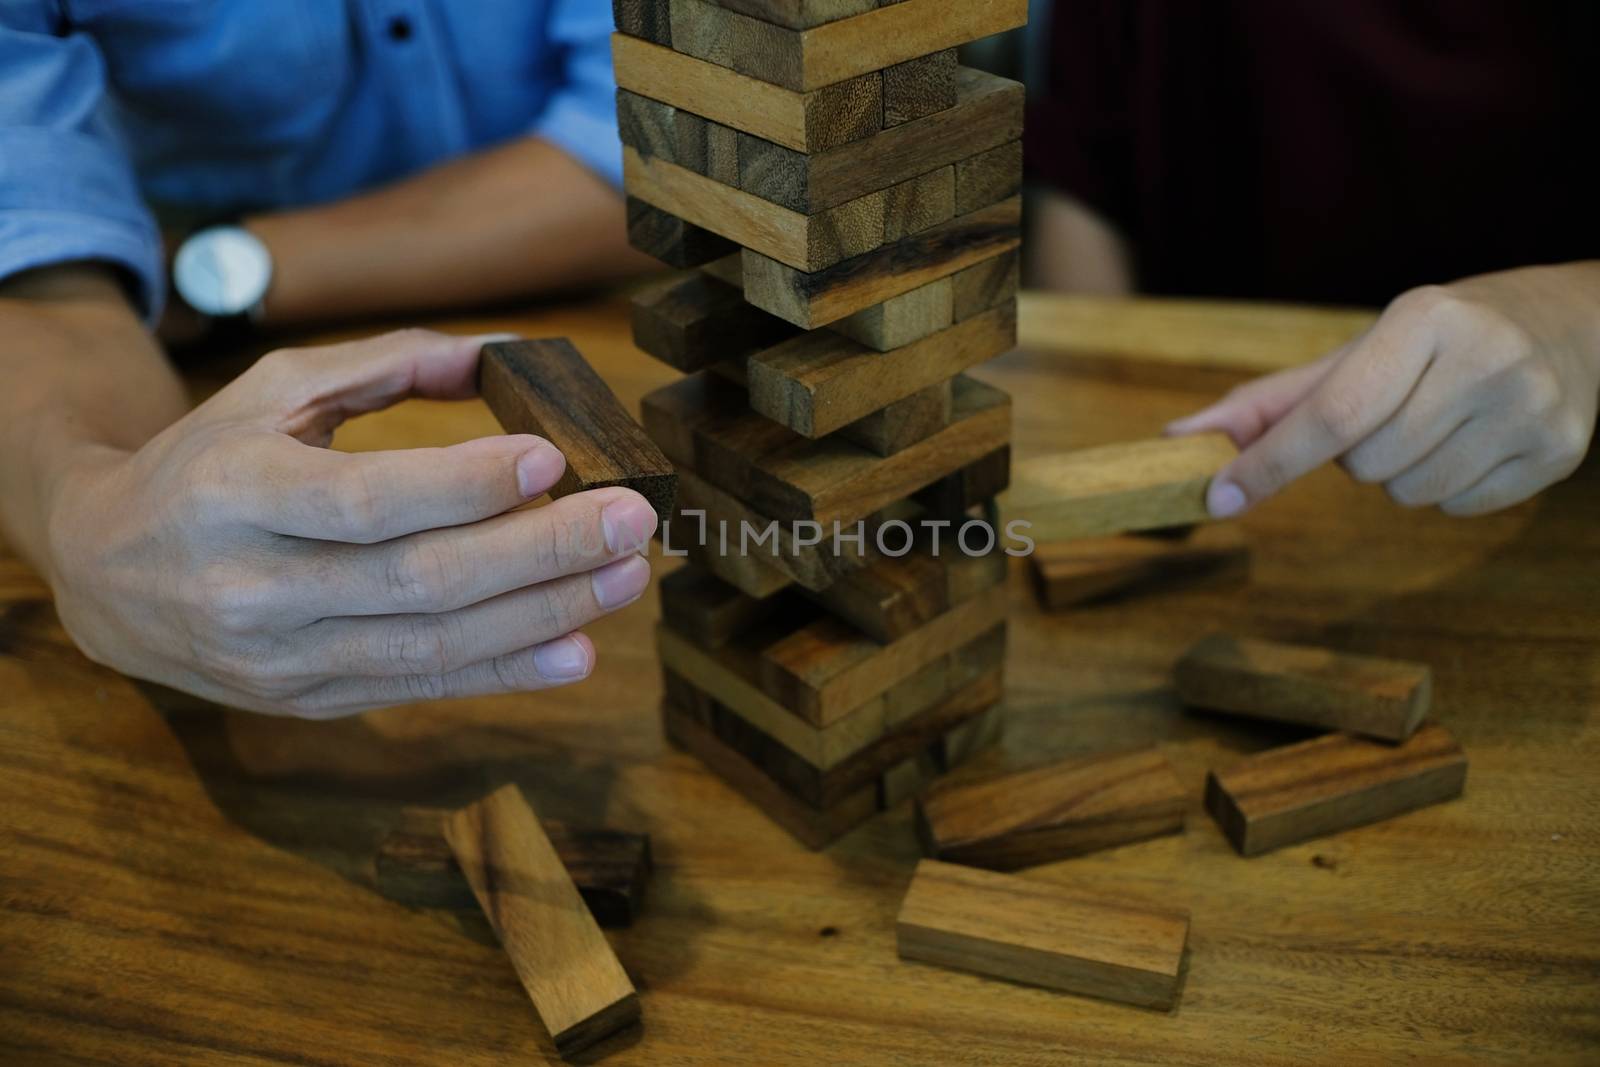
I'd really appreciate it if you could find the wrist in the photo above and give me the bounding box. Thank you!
[1,410,126,588]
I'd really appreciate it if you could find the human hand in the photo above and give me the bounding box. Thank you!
[41,329,658,718]
[1167,263,1600,517]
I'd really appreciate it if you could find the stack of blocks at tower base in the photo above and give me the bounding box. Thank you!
[614,0,1028,847]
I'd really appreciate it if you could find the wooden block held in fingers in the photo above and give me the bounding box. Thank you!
[625,147,883,271]
[1031,526,1249,609]
[1003,434,1237,543]
[954,140,1023,214]
[612,34,881,153]
[614,0,672,45]
[1205,724,1468,856]
[838,379,953,457]
[884,49,957,126]
[831,278,954,353]
[916,747,1187,871]
[376,809,651,928]
[742,196,1021,328]
[896,859,1190,1009]
[882,166,957,243]
[659,565,780,648]
[443,786,639,1056]
[748,302,1014,437]
[479,339,677,526]
[662,699,878,849]
[628,196,739,266]
[737,67,1023,213]
[630,270,797,372]
[1176,634,1432,742]
[952,249,1020,322]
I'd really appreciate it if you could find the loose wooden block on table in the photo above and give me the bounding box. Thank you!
[612,34,881,153]
[376,809,651,928]
[479,338,677,525]
[1031,525,1249,609]
[1002,433,1237,543]
[443,785,639,1057]
[954,139,1023,214]
[838,379,954,457]
[831,277,954,353]
[952,249,1020,322]
[747,302,1015,438]
[628,196,738,267]
[624,147,883,272]
[679,0,1025,93]
[736,67,1023,213]
[896,859,1190,1009]
[883,49,957,126]
[915,747,1187,871]
[742,196,1022,328]
[640,371,1012,526]
[630,270,796,373]
[1175,634,1432,742]
[1205,723,1468,857]
[661,698,878,849]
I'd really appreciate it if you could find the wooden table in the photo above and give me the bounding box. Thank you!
[4,292,1597,1066]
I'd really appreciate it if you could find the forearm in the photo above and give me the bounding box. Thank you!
[246,139,655,327]
[0,265,187,575]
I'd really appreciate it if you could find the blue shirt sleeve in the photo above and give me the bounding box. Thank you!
[0,8,163,321]
[528,0,623,188]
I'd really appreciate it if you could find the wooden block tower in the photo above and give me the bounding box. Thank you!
[613,0,1027,848]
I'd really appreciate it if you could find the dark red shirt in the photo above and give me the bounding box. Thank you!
[1026,1,1600,305]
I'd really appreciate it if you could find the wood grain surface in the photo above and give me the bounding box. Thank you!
[831,278,955,353]
[1030,526,1250,609]
[630,269,797,372]
[627,195,739,266]
[883,49,957,126]
[3,291,1597,1066]
[704,0,875,32]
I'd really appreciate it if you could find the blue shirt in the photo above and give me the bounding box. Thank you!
[0,0,622,323]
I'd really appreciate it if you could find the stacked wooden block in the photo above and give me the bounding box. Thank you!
[614,0,1027,847]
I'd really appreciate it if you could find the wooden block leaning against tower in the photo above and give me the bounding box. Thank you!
[614,0,1029,848]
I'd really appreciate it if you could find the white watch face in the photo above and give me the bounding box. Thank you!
[173,226,273,317]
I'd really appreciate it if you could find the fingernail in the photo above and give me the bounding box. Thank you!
[1207,479,1248,519]
[602,496,657,554]
[533,635,590,681]
[592,554,651,610]
[515,440,565,498]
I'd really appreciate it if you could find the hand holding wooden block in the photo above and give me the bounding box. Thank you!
[444,785,640,1057]
[1205,724,1467,856]
[915,747,1188,870]
[896,859,1189,1009]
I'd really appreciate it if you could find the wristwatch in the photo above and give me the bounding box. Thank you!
[172,225,273,323]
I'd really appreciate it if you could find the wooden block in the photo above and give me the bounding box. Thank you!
[627,196,739,266]
[742,196,1021,328]
[640,371,1012,526]
[376,809,651,928]
[1177,634,1433,743]
[1030,526,1249,610]
[936,703,1005,771]
[954,140,1022,214]
[945,621,1006,692]
[711,0,876,31]
[670,0,734,65]
[630,270,797,373]
[612,34,881,153]
[914,444,1009,519]
[616,89,680,163]
[896,860,1190,1009]
[479,339,677,526]
[443,786,639,1056]
[883,655,949,726]
[682,0,1026,92]
[662,699,878,849]
[915,748,1187,871]
[759,582,1007,725]
[737,67,1022,213]
[879,747,943,810]
[831,277,954,353]
[747,302,1014,437]
[838,379,953,457]
[884,48,957,126]
[1205,724,1468,857]
[882,166,956,243]
[614,0,673,45]
[1003,434,1238,543]
[659,565,780,648]
[684,664,1002,808]
[625,147,882,272]
[952,249,1020,322]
